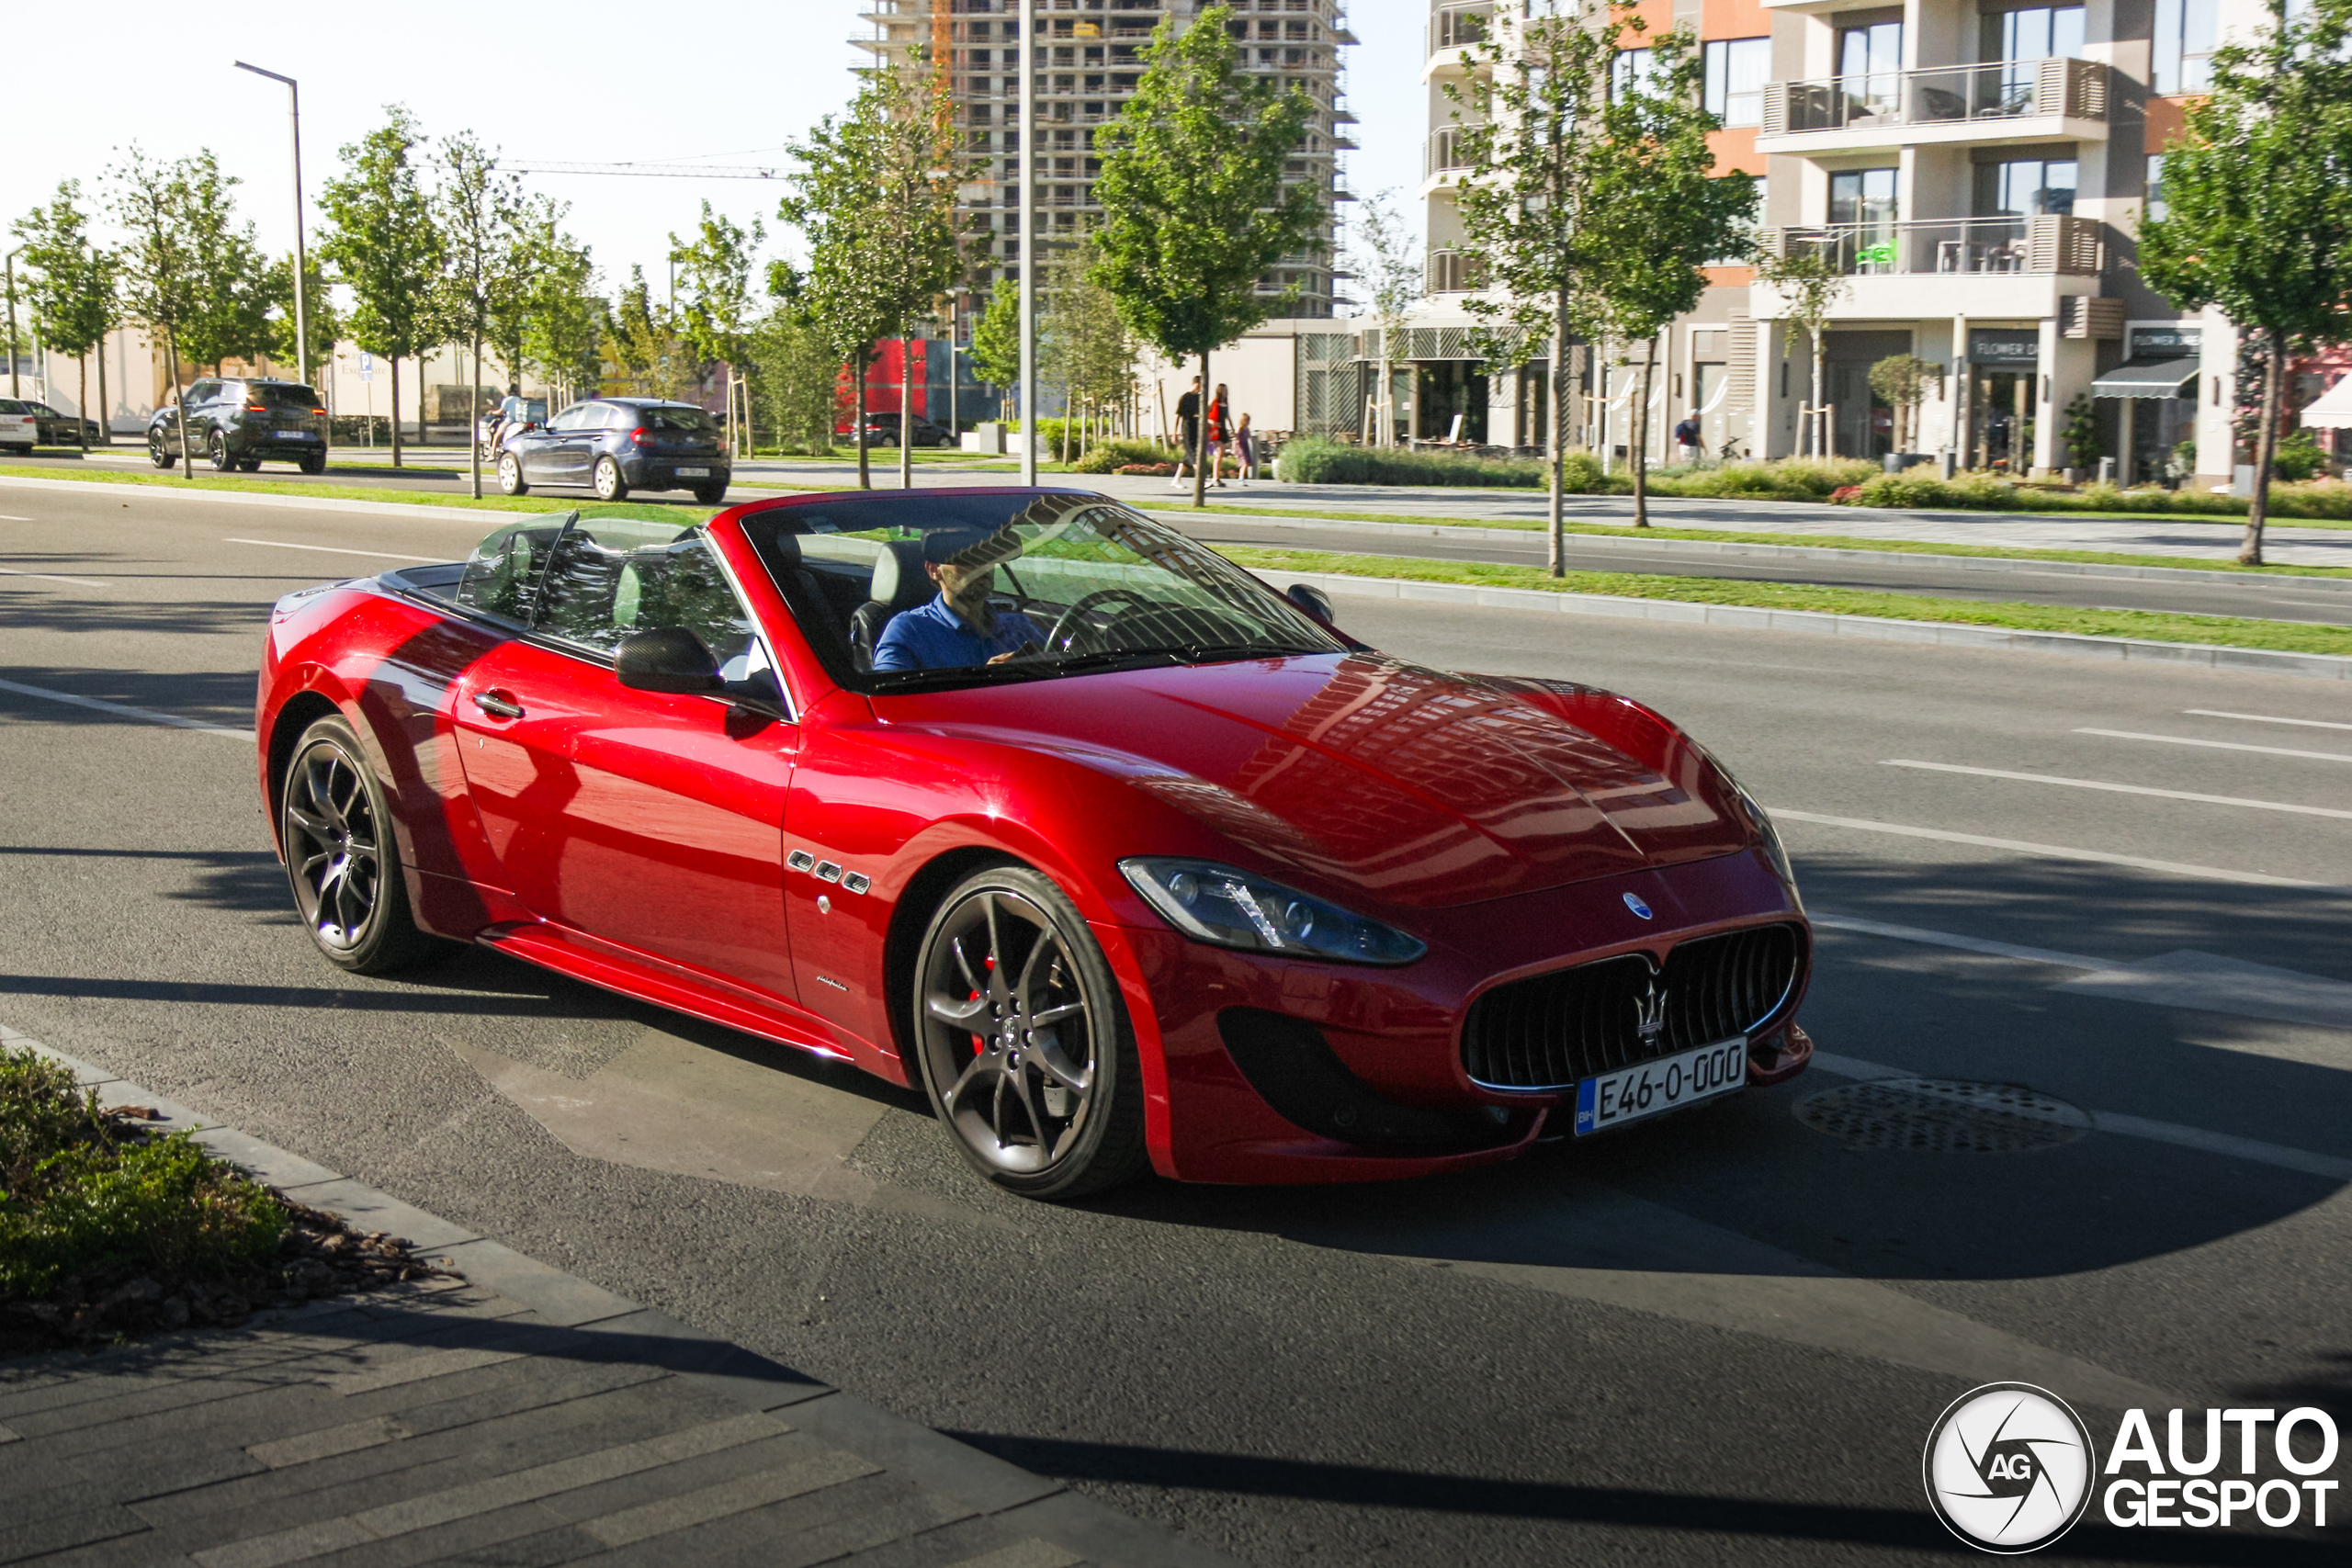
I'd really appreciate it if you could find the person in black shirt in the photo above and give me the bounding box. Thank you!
[1171,376,1202,490]
[1673,412,1701,463]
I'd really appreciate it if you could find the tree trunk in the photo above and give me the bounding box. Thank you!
[1548,292,1566,576]
[1191,348,1209,509]
[900,335,914,490]
[390,357,403,468]
[1810,331,1826,458]
[77,355,90,451]
[96,336,109,446]
[855,349,871,490]
[166,330,192,480]
[1633,333,1657,529]
[2242,328,2282,567]
[469,330,483,501]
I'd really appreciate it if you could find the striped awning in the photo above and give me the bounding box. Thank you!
[2092,358,2198,400]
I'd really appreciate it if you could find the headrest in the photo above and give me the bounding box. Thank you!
[867,539,932,608]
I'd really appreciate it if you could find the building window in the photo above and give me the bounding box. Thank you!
[1973,156,2077,217]
[2154,0,2219,94]
[2144,153,2168,220]
[1829,167,1898,228]
[1611,48,1657,98]
[1981,5,2086,63]
[1703,38,1770,128]
[1838,20,1904,117]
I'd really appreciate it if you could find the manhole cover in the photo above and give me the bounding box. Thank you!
[1794,1078,2091,1153]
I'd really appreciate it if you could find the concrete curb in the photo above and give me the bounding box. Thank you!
[0,1021,1239,1568]
[1155,507,2352,592]
[1269,567,2352,682]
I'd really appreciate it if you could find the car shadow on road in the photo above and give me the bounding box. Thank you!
[0,663,264,727]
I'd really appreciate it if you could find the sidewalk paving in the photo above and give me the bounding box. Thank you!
[0,1029,1236,1568]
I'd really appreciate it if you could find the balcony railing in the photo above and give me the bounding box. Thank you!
[1759,57,2109,136]
[1427,248,1487,294]
[1426,3,1491,61]
[1764,216,2105,276]
[1424,125,1481,177]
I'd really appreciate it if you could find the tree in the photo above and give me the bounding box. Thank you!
[2059,390,2103,470]
[967,276,1021,417]
[168,152,273,378]
[484,193,589,406]
[1040,231,1136,460]
[1449,1,1619,569]
[109,148,205,478]
[1869,353,1940,457]
[1348,192,1420,446]
[672,201,766,452]
[605,266,686,400]
[317,107,445,468]
[1094,3,1317,507]
[11,181,116,449]
[1583,24,1757,526]
[434,131,525,499]
[1755,245,1849,460]
[784,49,966,489]
[266,252,341,378]
[522,231,602,408]
[747,269,841,455]
[2138,0,2352,563]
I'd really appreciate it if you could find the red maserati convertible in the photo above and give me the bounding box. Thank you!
[257,489,1812,1196]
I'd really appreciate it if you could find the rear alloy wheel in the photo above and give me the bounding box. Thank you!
[497,452,528,495]
[148,430,173,468]
[593,455,628,502]
[208,431,235,473]
[911,863,1148,1199]
[279,716,434,974]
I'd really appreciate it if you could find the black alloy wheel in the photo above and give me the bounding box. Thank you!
[279,717,433,974]
[911,863,1148,1198]
[593,455,628,502]
[497,452,528,495]
[148,429,172,468]
[208,431,235,472]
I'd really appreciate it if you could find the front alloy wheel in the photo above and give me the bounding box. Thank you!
[148,430,172,468]
[912,864,1147,1198]
[593,455,628,501]
[280,717,432,974]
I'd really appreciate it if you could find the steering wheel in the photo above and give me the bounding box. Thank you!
[1046,587,1158,653]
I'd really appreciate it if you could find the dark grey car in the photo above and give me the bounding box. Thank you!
[494,398,729,502]
[147,378,330,473]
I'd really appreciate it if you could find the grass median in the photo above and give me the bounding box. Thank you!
[1177,503,2352,580]
[1218,544,2352,659]
[0,462,801,525]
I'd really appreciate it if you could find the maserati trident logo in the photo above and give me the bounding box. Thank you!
[1633,979,1668,1048]
[1623,892,1654,919]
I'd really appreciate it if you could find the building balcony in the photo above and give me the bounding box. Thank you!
[1755,216,2106,320]
[1424,3,1490,78]
[1756,58,2109,154]
[1419,125,1480,196]
[1427,248,1487,295]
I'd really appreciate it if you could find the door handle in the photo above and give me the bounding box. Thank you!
[471,690,525,718]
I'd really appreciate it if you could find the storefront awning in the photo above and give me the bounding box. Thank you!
[2092,358,2199,399]
[2300,374,2352,431]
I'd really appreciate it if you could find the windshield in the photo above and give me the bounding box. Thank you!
[739,491,1343,693]
[249,384,322,410]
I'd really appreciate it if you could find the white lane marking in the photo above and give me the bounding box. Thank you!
[223,536,443,562]
[1807,911,2104,970]
[2187,707,2352,733]
[2075,728,2352,764]
[1880,759,2352,820]
[0,675,251,739]
[1807,1050,2352,1181]
[0,566,110,588]
[1769,808,2322,887]
[0,514,33,521]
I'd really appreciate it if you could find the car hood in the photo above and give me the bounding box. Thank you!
[877,653,1749,910]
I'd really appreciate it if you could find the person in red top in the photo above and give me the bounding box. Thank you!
[1206,383,1233,489]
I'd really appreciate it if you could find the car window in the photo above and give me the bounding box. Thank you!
[28,402,56,416]
[0,399,22,413]
[250,384,322,411]
[544,403,586,431]
[536,517,763,674]
[185,380,221,405]
[600,404,636,430]
[640,405,715,433]
[452,517,572,626]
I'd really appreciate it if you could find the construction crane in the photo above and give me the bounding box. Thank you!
[506,162,783,180]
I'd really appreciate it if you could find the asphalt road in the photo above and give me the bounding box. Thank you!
[5,483,2350,1565]
[17,447,2349,625]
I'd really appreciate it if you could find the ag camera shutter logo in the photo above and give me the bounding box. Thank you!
[1923,1383,2094,1553]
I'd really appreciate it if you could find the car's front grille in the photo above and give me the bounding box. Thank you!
[1462,922,1805,1090]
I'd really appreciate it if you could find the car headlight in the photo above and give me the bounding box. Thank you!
[1119,857,1426,966]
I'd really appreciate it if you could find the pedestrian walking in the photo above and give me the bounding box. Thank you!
[1207,382,1232,488]
[1170,376,1203,490]
[1673,411,1702,464]
[1234,412,1257,485]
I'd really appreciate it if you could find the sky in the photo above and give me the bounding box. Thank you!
[6,0,1427,318]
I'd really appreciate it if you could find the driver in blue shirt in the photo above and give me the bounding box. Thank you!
[872,526,1047,672]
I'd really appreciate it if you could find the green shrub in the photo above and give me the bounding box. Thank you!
[1071,438,1171,474]
[1276,436,1572,489]
[2274,431,2324,483]
[1647,457,1879,502]
[0,1045,287,1299]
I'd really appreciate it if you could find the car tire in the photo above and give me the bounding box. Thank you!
[279,716,435,975]
[208,431,235,473]
[690,481,727,505]
[910,863,1150,1200]
[148,431,173,468]
[239,458,263,473]
[497,452,528,495]
[593,456,628,502]
[300,453,326,476]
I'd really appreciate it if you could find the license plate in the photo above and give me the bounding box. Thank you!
[279,430,317,440]
[676,466,710,478]
[1573,1037,1747,1136]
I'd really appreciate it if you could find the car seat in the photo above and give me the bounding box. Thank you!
[848,540,934,671]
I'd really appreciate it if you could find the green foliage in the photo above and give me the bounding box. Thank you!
[318,107,445,366]
[1870,355,1941,451]
[1091,5,1318,364]
[433,131,525,377]
[11,181,116,361]
[745,301,842,453]
[1273,440,1882,501]
[671,201,765,371]
[2061,392,2103,467]
[0,1047,286,1300]
[2273,429,2325,482]
[605,266,689,400]
[266,252,341,373]
[1348,192,1419,445]
[486,194,595,398]
[107,149,272,375]
[1071,437,1171,474]
[967,276,1020,391]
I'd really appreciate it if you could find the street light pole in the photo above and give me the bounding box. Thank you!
[1018,0,1035,486]
[233,62,308,389]
[4,245,20,399]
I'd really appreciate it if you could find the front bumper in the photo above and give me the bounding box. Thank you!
[1104,847,1811,1184]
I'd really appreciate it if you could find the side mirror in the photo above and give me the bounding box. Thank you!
[1285,581,1337,625]
[616,626,723,694]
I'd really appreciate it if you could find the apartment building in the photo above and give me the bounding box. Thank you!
[855,0,1357,330]
[1408,0,2260,486]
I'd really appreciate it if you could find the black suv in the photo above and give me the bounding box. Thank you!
[147,378,330,473]
[496,398,729,502]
